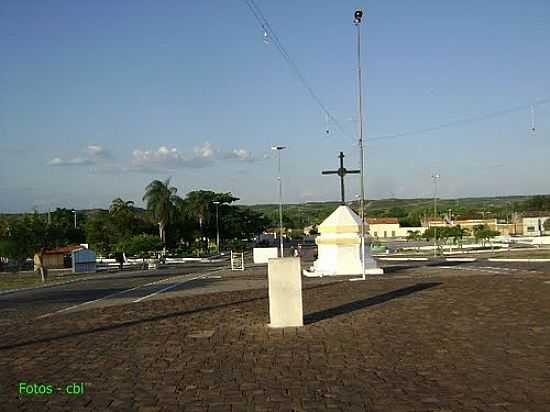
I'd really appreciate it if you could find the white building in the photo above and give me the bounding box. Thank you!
[522,214,549,236]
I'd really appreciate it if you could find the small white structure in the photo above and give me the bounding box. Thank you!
[253,247,279,264]
[268,257,303,327]
[523,216,549,236]
[72,248,96,273]
[230,251,244,271]
[304,205,383,276]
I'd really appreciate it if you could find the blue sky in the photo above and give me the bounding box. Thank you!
[1,0,549,212]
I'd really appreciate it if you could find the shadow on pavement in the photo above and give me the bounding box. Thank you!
[0,282,339,352]
[304,282,442,325]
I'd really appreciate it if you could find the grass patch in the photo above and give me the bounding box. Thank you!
[0,272,76,290]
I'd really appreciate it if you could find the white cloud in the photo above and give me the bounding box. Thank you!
[87,145,111,159]
[47,145,111,167]
[47,157,94,166]
[194,142,217,159]
[130,143,259,172]
[223,148,255,162]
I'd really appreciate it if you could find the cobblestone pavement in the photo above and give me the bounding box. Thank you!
[1,265,549,411]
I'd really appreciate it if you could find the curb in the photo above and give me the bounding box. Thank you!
[488,258,550,263]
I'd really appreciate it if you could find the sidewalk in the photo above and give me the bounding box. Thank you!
[1,267,549,411]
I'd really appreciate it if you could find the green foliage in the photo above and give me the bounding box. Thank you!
[120,234,163,258]
[143,178,180,244]
[523,195,550,211]
[44,208,86,247]
[0,214,46,267]
[85,211,117,255]
[472,225,500,246]
[423,226,469,244]
[407,230,421,241]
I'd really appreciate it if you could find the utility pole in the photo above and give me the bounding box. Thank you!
[213,201,221,254]
[432,174,440,257]
[272,146,287,257]
[72,209,77,229]
[354,9,366,280]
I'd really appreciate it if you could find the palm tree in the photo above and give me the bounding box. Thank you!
[143,179,179,245]
[109,198,135,216]
[184,191,239,253]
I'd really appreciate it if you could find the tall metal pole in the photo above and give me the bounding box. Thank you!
[214,202,220,254]
[354,10,366,280]
[272,146,286,258]
[432,174,439,257]
[73,210,77,229]
[278,151,284,257]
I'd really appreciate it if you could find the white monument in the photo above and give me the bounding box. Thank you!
[303,152,382,277]
[304,205,383,276]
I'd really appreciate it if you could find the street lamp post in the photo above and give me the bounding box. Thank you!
[72,210,77,229]
[272,145,287,258]
[213,201,221,254]
[432,173,440,256]
[354,9,367,280]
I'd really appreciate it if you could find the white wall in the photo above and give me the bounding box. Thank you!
[523,217,549,236]
[253,247,279,264]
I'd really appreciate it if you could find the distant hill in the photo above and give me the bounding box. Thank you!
[241,195,543,229]
[1,195,547,228]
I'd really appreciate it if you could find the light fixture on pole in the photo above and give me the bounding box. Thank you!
[213,201,221,254]
[271,145,287,258]
[432,173,440,257]
[354,9,366,280]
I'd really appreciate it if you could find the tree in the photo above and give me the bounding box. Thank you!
[220,206,269,241]
[448,226,469,247]
[45,208,86,247]
[423,227,440,242]
[407,230,421,242]
[109,198,141,241]
[85,212,117,256]
[109,198,135,216]
[143,179,180,245]
[473,224,500,247]
[0,214,45,271]
[523,195,550,211]
[183,191,239,252]
[308,225,319,236]
[121,234,163,266]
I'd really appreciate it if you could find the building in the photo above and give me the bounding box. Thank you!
[34,244,84,270]
[522,212,550,236]
[367,217,425,239]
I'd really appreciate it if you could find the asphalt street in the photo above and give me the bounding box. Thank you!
[0,259,230,324]
[1,253,549,328]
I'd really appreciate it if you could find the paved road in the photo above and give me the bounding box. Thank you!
[2,265,550,411]
[2,252,548,326]
[0,260,230,324]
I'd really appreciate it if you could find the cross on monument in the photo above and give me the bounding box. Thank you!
[321,152,360,204]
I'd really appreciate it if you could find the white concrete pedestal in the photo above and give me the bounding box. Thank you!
[267,257,303,327]
[304,205,383,277]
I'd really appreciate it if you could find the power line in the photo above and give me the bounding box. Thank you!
[242,0,356,143]
[242,1,548,147]
[367,97,550,143]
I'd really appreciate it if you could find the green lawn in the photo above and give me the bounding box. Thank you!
[0,271,80,290]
